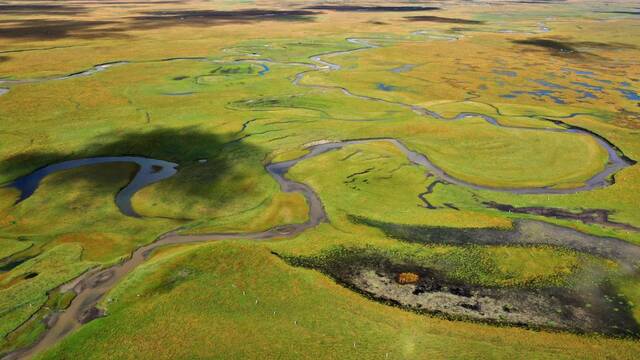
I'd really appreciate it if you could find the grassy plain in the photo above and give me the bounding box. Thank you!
[37,241,639,360]
[0,0,639,358]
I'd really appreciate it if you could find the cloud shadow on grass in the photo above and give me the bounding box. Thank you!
[0,4,89,16]
[512,38,636,59]
[0,8,318,40]
[0,19,126,40]
[0,127,264,202]
[126,9,318,30]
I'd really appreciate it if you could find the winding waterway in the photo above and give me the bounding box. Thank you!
[3,35,638,359]
[6,157,178,217]
[1,37,634,193]
[3,149,327,360]
[6,136,640,360]
[293,38,634,194]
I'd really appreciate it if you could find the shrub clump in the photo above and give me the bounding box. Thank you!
[397,272,419,284]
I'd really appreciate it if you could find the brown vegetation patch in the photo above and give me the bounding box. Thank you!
[612,109,640,129]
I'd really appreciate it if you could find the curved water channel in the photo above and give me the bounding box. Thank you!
[6,137,640,360]
[0,37,634,193]
[3,35,638,359]
[3,149,328,360]
[295,38,635,194]
[5,157,178,217]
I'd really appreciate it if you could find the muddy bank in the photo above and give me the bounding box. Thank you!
[4,156,178,217]
[350,216,640,271]
[483,201,640,231]
[283,248,639,337]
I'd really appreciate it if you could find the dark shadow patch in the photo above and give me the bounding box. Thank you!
[513,38,578,54]
[595,11,640,16]
[23,272,38,279]
[0,152,70,186]
[0,19,126,40]
[0,8,316,40]
[348,215,640,270]
[0,56,10,63]
[0,257,30,272]
[128,9,318,29]
[405,15,484,24]
[305,5,439,12]
[483,201,640,231]
[0,4,89,15]
[512,38,636,59]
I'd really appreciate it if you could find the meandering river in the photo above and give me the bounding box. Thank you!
[2,35,638,359]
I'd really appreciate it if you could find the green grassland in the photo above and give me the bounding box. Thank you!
[35,240,639,359]
[0,0,639,357]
